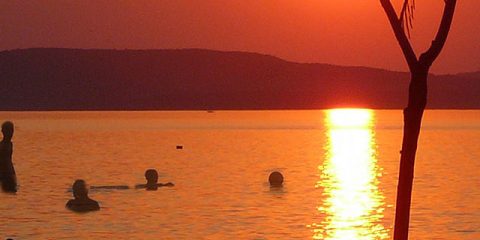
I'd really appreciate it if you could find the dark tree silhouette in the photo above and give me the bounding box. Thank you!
[379,0,457,239]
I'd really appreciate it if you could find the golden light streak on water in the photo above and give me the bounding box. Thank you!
[312,109,389,239]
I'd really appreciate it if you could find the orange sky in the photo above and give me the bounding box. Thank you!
[0,0,478,74]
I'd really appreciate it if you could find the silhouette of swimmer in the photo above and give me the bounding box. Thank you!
[66,180,100,212]
[269,171,284,187]
[0,121,17,193]
[135,169,174,191]
[90,185,129,190]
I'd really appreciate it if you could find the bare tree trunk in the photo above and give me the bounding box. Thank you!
[394,65,428,240]
[379,1,457,239]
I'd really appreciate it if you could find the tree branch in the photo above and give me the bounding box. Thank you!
[380,0,418,71]
[419,0,457,66]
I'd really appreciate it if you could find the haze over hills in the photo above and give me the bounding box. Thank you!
[0,48,478,110]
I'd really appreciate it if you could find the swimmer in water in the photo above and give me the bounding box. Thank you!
[135,169,174,191]
[269,171,284,187]
[90,185,129,190]
[0,121,17,193]
[66,179,100,212]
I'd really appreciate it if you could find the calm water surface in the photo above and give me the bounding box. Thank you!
[0,110,479,239]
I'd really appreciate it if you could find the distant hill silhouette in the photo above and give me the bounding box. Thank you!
[0,48,478,110]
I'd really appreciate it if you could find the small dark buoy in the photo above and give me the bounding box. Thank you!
[269,171,284,187]
[176,145,183,150]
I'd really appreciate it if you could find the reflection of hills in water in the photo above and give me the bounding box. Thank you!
[1,48,479,110]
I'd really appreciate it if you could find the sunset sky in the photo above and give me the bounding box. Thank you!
[1,0,478,74]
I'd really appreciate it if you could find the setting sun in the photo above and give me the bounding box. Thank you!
[326,109,373,128]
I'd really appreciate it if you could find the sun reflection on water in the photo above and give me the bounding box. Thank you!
[311,109,388,240]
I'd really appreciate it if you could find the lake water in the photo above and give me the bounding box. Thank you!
[0,110,479,239]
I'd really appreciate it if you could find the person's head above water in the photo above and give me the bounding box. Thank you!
[269,171,284,187]
[72,179,89,199]
[135,169,174,190]
[67,179,100,212]
[1,121,14,141]
[145,169,159,184]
